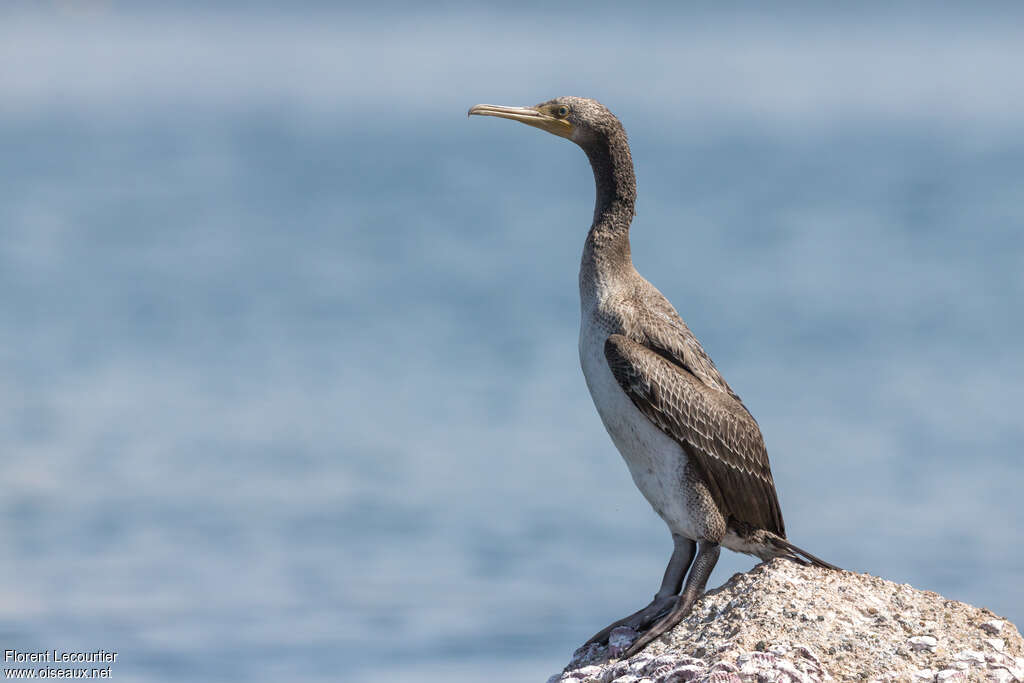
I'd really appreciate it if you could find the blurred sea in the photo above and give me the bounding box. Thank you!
[1,4,1022,682]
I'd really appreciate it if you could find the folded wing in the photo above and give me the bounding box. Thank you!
[604,333,785,536]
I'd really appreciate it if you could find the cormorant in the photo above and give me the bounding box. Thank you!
[468,97,836,657]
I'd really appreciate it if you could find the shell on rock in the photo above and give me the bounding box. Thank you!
[658,665,703,682]
[703,673,741,683]
[908,636,938,652]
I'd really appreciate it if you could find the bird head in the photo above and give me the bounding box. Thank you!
[468,96,623,150]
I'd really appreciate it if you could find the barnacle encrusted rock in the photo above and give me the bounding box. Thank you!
[548,559,1022,683]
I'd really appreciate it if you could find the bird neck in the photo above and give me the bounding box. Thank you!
[582,137,637,276]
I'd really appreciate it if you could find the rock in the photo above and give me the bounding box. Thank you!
[548,559,1023,683]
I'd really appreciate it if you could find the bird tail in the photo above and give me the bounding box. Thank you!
[770,536,841,571]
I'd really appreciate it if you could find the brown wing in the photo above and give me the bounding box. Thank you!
[632,291,748,407]
[604,333,785,536]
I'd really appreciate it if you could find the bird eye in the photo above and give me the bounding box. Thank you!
[557,106,569,117]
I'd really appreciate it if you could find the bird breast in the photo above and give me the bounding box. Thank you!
[578,304,705,541]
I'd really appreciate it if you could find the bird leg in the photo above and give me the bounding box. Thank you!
[585,535,696,646]
[620,541,720,658]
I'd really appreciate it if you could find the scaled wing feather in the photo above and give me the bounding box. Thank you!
[604,333,785,536]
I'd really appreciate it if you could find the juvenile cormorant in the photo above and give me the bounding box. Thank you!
[468,97,836,657]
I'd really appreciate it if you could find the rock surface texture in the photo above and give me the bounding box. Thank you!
[550,560,1022,683]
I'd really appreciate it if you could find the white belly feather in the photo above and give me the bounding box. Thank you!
[579,311,701,541]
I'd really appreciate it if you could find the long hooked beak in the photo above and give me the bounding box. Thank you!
[468,103,573,139]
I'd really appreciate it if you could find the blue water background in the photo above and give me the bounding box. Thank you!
[1,4,1022,681]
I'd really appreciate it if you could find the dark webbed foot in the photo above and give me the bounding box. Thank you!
[584,593,677,646]
[586,535,696,646]
[620,541,720,658]
[617,591,697,657]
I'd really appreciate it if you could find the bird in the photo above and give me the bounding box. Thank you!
[468,97,837,658]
